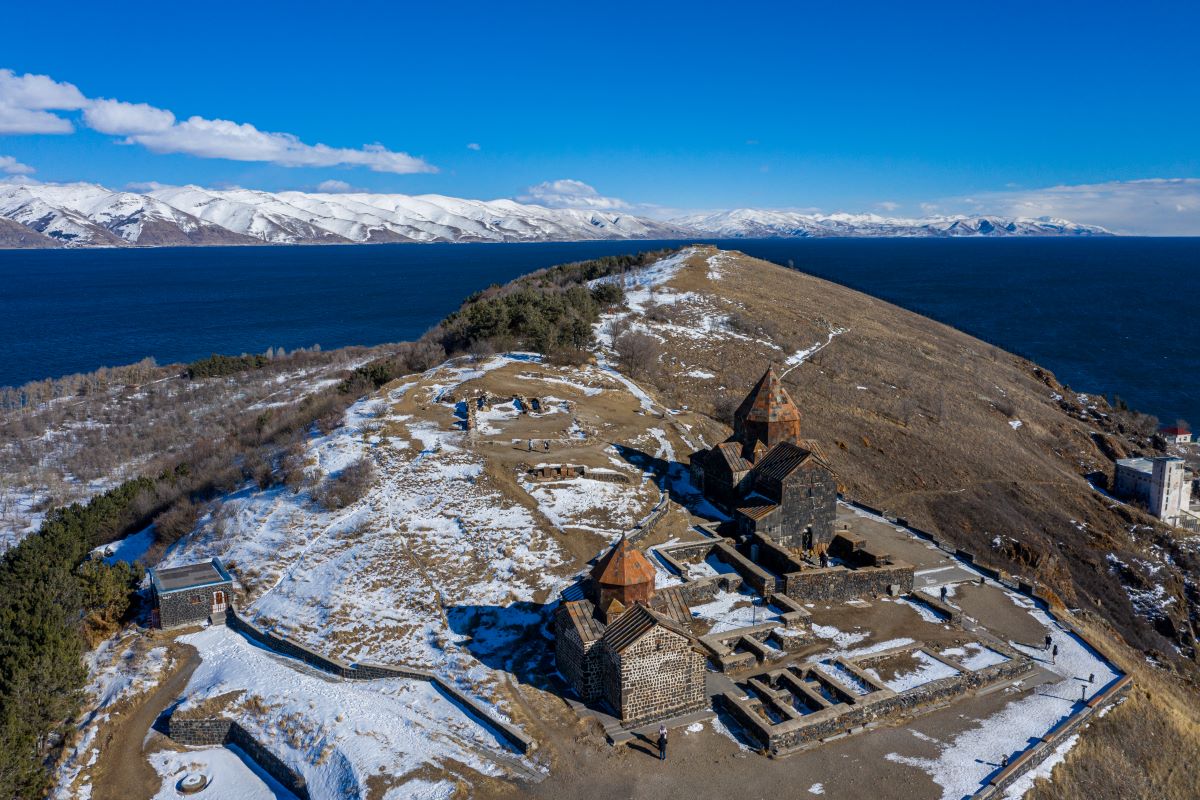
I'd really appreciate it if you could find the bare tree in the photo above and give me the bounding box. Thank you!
[614,330,663,380]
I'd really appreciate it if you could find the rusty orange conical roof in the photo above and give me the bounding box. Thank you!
[735,365,801,424]
[591,534,657,587]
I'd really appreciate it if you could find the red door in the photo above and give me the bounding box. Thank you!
[212,590,227,613]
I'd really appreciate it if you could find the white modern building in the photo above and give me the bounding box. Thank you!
[1114,456,1193,527]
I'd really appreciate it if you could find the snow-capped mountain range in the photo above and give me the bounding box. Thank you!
[671,208,1111,238]
[0,183,1111,248]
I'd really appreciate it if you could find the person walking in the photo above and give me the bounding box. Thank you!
[1052,644,1059,665]
[657,724,668,762]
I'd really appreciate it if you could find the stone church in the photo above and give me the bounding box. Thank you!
[690,366,838,552]
[554,536,707,726]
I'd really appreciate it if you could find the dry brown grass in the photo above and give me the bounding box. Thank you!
[1022,613,1200,800]
[638,247,1192,658]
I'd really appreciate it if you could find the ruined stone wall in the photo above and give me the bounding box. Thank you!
[602,627,707,727]
[746,534,805,575]
[724,654,1033,755]
[156,581,232,629]
[781,562,914,603]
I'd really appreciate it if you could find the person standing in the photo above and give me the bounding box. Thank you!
[658,724,668,762]
[1052,644,1059,665]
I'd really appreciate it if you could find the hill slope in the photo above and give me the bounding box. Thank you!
[604,247,1193,660]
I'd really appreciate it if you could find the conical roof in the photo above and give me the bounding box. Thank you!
[735,365,802,424]
[591,534,657,587]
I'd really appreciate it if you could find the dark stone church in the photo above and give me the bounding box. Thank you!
[690,366,838,552]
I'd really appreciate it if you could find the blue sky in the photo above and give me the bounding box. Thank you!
[3,1,1199,232]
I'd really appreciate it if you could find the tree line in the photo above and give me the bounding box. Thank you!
[431,249,674,360]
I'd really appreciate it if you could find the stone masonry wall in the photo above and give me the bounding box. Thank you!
[168,717,311,800]
[156,581,232,629]
[554,622,602,701]
[782,562,914,603]
[770,464,838,550]
[603,627,707,727]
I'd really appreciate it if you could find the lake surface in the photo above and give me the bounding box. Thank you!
[1,237,1196,425]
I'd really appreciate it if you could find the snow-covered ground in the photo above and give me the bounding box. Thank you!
[864,650,961,693]
[151,745,298,800]
[941,643,1009,671]
[161,357,573,679]
[53,635,175,799]
[690,586,781,634]
[885,590,1118,800]
[173,626,513,798]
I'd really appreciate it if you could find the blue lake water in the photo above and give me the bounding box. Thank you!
[1,237,1196,425]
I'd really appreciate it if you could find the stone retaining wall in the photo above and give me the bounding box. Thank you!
[967,675,1133,799]
[225,610,535,755]
[781,561,914,603]
[168,717,311,800]
[827,500,1136,793]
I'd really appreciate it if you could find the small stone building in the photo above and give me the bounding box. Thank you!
[691,366,838,553]
[149,558,234,629]
[599,603,706,725]
[555,536,705,726]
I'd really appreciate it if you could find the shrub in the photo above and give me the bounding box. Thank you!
[614,330,663,379]
[186,353,269,379]
[314,459,377,510]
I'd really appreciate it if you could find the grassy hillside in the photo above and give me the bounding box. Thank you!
[600,246,1198,797]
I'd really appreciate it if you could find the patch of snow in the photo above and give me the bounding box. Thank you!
[92,525,155,565]
[865,650,960,692]
[811,624,869,649]
[150,745,294,800]
[175,626,520,798]
[999,734,1080,800]
[691,587,781,634]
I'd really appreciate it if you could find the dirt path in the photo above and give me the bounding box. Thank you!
[90,643,200,800]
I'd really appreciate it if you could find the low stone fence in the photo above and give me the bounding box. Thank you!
[967,674,1133,799]
[225,610,535,755]
[838,498,1136,795]
[168,717,311,800]
[627,495,672,543]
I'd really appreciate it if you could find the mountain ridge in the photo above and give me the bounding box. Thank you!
[0,182,1112,248]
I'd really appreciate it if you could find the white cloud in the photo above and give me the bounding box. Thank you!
[0,69,87,134]
[121,116,434,173]
[124,180,174,192]
[0,69,87,110]
[0,68,435,174]
[946,178,1200,235]
[84,98,175,135]
[466,142,481,151]
[0,155,34,175]
[517,179,631,211]
[315,179,359,193]
[876,200,900,212]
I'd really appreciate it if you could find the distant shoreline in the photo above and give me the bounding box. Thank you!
[0,238,1194,425]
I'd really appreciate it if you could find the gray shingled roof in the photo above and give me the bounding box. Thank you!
[600,603,691,654]
[751,441,823,484]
